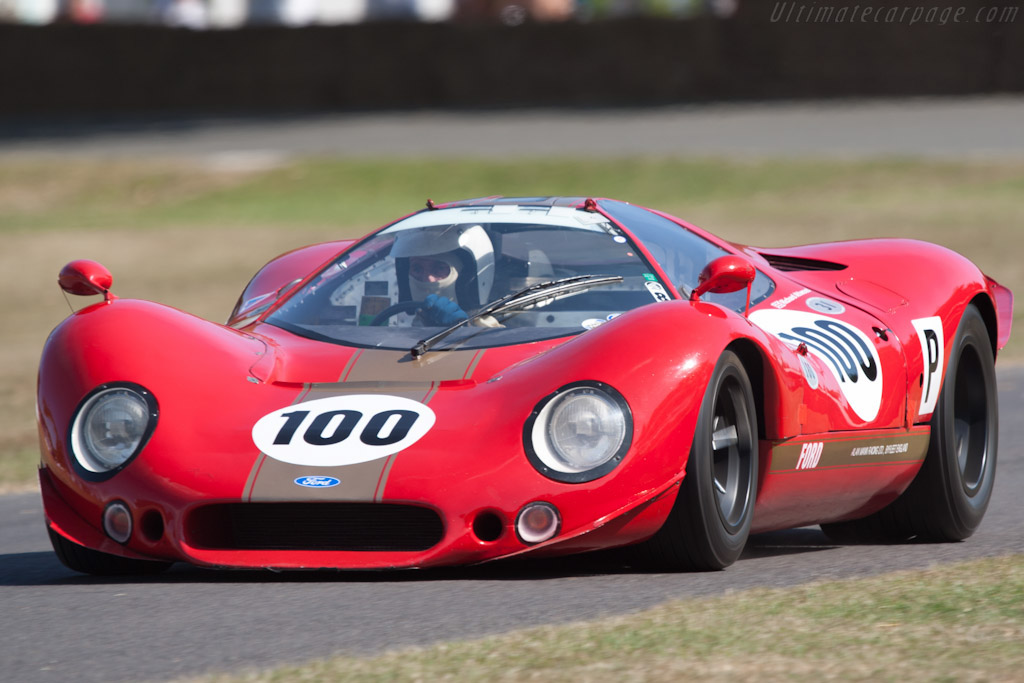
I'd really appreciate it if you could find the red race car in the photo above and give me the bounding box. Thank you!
[38,197,1013,575]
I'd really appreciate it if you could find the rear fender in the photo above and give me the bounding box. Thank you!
[984,275,1013,352]
[758,239,1011,424]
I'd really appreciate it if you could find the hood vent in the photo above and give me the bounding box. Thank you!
[760,253,848,272]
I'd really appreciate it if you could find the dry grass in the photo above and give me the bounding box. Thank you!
[183,554,1024,683]
[0,158,264,226]
[2,157,1022,489]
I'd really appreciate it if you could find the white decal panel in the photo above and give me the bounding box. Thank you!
[750,309,883,422]
[912,316,945,416]
[252,394,436,466]
[645,281,671,302]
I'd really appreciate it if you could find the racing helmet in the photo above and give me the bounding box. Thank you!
[391,224,495,308]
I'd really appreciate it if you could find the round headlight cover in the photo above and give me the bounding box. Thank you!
[524,381,632,483]
[70,383,158,480]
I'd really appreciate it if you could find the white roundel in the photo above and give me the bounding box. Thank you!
[252,394,436,466]
[806,297,846,315]
[750,309,883,422]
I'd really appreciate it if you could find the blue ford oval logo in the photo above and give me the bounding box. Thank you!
[294,476,341,488]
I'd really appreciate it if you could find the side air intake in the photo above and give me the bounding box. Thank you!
[759,253,848,272]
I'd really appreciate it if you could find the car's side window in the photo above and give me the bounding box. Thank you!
[601,200,727,296]
[600,200,775,312]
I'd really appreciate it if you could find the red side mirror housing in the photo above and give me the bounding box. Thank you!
[690,255,756,304]
[59,260,114,299]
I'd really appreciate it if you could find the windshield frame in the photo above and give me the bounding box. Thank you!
[262,204,675,352]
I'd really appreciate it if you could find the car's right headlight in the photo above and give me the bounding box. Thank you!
[524,381,632,483]
[69,383,158,479]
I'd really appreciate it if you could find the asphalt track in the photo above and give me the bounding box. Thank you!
[3,99,1024,682]
[2,96,1024,160]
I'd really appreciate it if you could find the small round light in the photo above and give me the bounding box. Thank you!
[70,385,157,477]
[103,501,133,544]
[515,502,560,545]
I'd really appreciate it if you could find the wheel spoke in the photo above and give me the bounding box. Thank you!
[954,417,970,473]
[712,424,738,451]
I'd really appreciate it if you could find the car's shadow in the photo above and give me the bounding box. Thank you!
[0,528,842,586]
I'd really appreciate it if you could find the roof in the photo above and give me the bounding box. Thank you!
[437,196,589,209]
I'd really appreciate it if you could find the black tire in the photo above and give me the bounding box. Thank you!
[638,350,759,570]
[48,526,172,576]
[821,304,998,544]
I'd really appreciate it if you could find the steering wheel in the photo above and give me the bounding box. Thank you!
[369,300,426,326]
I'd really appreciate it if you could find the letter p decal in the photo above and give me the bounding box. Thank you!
[913,317,945,416]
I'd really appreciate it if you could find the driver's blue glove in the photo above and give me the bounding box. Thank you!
[423,294,468,326]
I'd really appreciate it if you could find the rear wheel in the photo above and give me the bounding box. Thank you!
[48,527,172,576]
[821,304,997,543]
[638,350,759,570]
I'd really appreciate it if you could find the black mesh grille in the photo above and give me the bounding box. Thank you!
[760,253,848,272]
[186,503,444,552]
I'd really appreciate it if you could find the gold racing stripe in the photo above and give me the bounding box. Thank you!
[337,348,363,382]
[343,348,484,382]
[241,383,313,501]
[769,428,930,473]
[373,453,398,502]
[244,349,483,501]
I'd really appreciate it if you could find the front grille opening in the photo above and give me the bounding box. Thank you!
[186,503,444,552]
[760,253,848,272]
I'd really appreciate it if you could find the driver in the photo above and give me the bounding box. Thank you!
[391,224,496,327]
[408,252,469,326]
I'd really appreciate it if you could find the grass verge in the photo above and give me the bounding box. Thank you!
[183,554,1024,683]
[2,157,1022,488]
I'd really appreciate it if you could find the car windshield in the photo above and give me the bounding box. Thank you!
[266,205,677,351]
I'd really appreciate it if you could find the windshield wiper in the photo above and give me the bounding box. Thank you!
[410,274,623,359]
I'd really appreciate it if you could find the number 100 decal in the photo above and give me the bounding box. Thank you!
[252,395,436,466]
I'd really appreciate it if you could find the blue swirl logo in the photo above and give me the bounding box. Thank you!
[294,476,341,488]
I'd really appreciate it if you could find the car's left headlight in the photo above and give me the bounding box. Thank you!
[524,381,632,483]
[69,383,158,479]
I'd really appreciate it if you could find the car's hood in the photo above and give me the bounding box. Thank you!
[246,321,572,385]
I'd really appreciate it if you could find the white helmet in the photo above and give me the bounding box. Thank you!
[391,224,495,306]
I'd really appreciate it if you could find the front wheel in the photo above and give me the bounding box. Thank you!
[638,350,759,570]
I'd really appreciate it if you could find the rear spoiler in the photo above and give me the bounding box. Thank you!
[986,276,1014,351]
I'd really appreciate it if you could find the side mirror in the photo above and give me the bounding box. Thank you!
[690,255,756,311]
[59,260,114,300]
